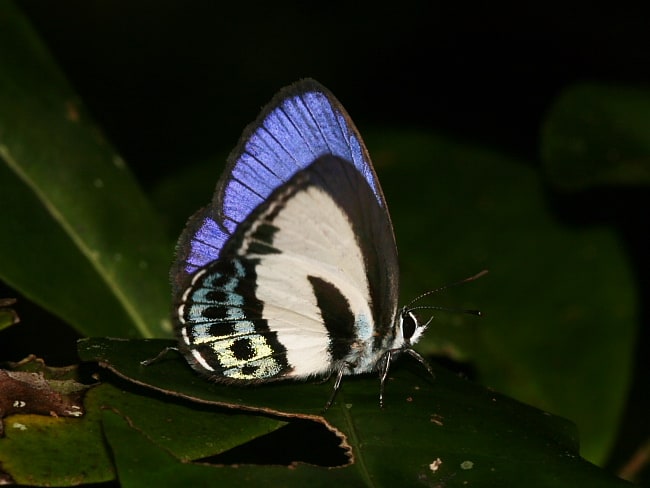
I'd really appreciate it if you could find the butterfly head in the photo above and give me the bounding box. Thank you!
[393,307,428,350]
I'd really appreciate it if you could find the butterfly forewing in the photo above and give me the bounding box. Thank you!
[171,80,392,293]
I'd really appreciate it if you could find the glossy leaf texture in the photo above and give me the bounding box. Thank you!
[0,358,286,486]
[76,337,633,487]
[541,83,650,190]
[153,128,637,466]
[365,131,636,465]
[0,1,172,338]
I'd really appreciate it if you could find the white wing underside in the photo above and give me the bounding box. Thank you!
[242,183,376,377]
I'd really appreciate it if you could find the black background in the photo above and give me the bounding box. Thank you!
[15,2,650,182]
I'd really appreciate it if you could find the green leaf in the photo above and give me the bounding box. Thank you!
[0,360,113,486]
[90,384,287,463]
[0,1,172,338]
[362,131,636,465]
[541,83,650,190]
[0,361,285,485]
[150,130,636,466]
[80,337,632,486]
[0,358,89,440]
[0,298,19,331]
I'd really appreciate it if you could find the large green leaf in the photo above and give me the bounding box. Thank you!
[78,337,632,486]
[541,83,650,189]
[0,1,172,338]
[153,129,637,466]
[365,132,636,465]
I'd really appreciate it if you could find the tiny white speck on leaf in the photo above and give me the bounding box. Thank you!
[113,155,126,169]
[429,458,442,472]
[65,100,80,122]
[12,423,27,431]
[430,414,444,426]
[460,460,474,470]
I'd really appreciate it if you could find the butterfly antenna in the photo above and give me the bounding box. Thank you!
[408,304,482,317]
[405,269,488,311]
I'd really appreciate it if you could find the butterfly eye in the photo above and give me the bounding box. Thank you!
[401,310,418,341]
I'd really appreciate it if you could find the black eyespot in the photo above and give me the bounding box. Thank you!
[401,311,418,340]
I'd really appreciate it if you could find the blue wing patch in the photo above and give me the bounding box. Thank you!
[175,80,387,281]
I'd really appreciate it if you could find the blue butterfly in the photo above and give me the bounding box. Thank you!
[171,79,438,408]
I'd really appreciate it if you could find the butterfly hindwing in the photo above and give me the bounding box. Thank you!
[178,257,291,381]
[176,155,399,382]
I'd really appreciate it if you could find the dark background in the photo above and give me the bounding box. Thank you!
[15,2,650,183]
[4,1,650,482]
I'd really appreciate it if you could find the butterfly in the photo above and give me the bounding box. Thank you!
[169,79,455,409]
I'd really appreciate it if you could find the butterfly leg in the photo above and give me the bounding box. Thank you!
[314,371,334,385]
[378,350,394,408]
[377,349,436,408]
[140,346,180,366]
[323,365,347,411]
[404,349,436,381]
